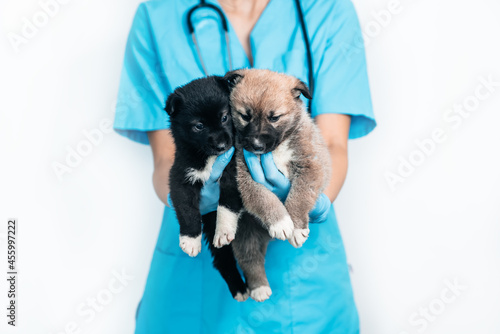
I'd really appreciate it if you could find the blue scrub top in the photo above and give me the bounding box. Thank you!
[114,0,376,333]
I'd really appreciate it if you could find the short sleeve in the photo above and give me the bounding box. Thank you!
[311,0,376,139]
[113,3,171,145]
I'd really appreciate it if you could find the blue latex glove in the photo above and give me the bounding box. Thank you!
[167,147,235,215]
[243,149,290,201]
[309,193,331,224]
[243,149,330,223]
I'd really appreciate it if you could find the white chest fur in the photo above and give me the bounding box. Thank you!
[185,155,217,184]
[272,139,293,179]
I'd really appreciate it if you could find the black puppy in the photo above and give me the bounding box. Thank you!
[165,76,248,301]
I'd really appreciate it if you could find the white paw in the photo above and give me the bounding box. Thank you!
[288,228,310,248]
[268,216,294,240]
[214,229,235,248]
[250,286,272,302]
[234,289,250,302]
[214,206,239,248]
[179,235,201,257]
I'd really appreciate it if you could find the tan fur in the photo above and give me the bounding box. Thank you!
[226,69,331,300]
[230,69,331,238]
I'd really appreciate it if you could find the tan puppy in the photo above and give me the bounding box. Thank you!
[220,69,331,301]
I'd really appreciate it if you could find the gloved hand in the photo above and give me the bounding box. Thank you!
[243,149,290,201]
[167,147,235,215]
[243,149,331,223]
[308,193,331,224]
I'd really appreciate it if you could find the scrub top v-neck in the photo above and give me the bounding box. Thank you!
[113,0,376,333]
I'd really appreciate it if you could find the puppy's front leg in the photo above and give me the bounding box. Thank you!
[237,157,293,240]
[232,213,272,302]
[170,181,203,257]
[214,159,242,248]
[284,170,324,248]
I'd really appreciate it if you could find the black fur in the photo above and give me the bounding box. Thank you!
[202,212,247,297]
[166,76,247,299]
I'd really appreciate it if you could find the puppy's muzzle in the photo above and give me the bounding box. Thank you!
[244,137,275,154]
[215,143,228,152]
[250,138,265,153]
[209,133,232,155]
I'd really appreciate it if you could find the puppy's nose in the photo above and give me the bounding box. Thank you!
[216,143,227,152]
[251,139,265,152]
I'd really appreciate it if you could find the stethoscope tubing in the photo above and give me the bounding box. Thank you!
[187,2,233,75]
[187,0,313,113]
[294,0,314,109]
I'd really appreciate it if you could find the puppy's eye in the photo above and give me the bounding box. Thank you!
[268,115,281,123]
[241,114,251,122]
[193,123,205,131]
[221,114,228,123]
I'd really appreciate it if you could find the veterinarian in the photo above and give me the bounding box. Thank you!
[114,0,376,333]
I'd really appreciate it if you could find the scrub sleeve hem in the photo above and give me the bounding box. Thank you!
[113,123,170,145]
[312,110,376,139]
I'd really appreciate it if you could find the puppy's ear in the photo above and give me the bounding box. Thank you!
[165,91,183,117]
[224,70,244,90]
[214,76,231,94]
[292,80,312,100]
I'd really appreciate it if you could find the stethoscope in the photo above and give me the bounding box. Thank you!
[187,0,314,112]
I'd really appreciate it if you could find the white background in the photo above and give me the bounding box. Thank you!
[1,0,500,333]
